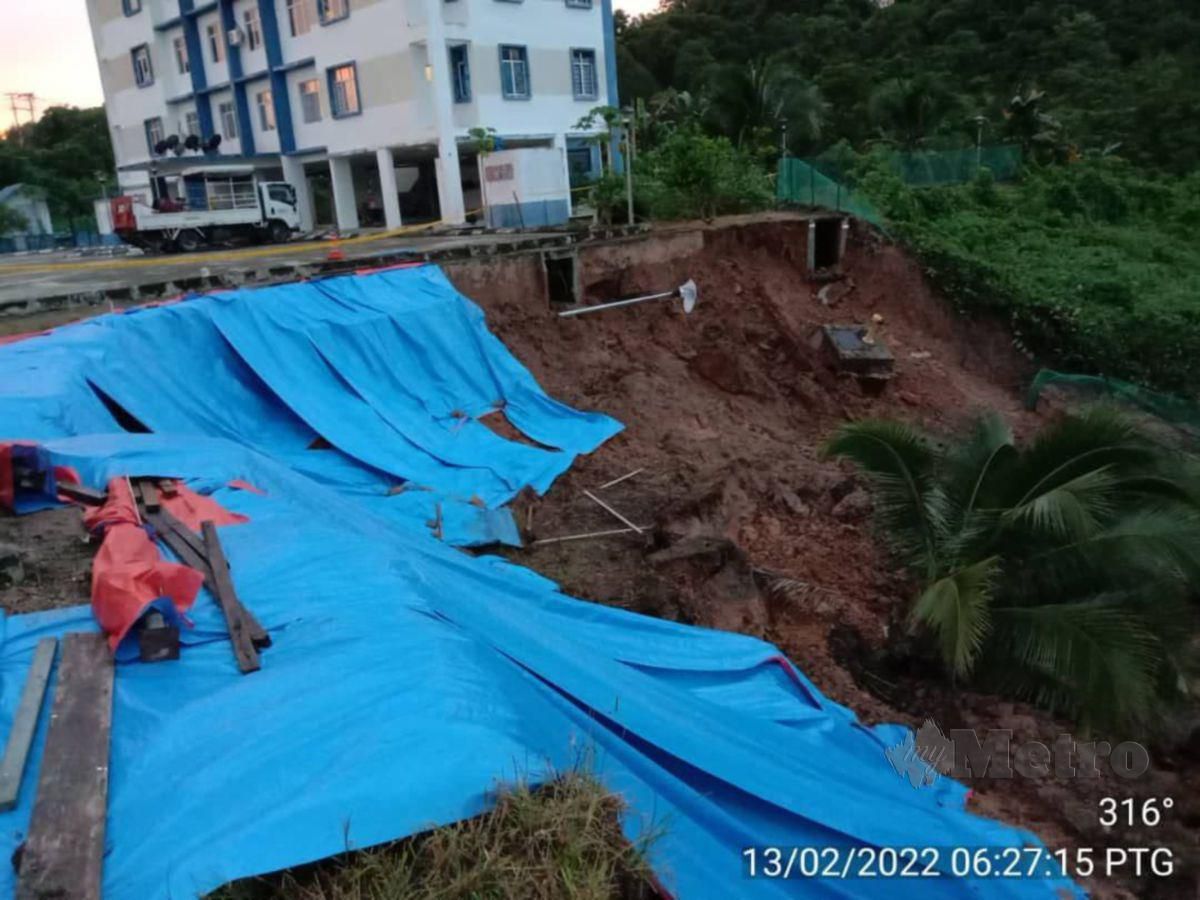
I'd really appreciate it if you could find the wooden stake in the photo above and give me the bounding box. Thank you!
[597,468,644,490]
[583,490,644,534]
[532,525,649,546]
[0,638,57,812]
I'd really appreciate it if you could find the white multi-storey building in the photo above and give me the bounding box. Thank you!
[85,0,619,231]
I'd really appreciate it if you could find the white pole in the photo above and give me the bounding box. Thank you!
[583,489,643,533]
[532,525,647,546]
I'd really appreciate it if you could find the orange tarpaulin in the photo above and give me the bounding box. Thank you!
[84,478,246,652]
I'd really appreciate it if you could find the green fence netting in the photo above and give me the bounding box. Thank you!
[775,158,885,226]
[1027,369,1200,434]
[777,146,1023,224]
[804,145,1024,187]
[888,145,1023,186]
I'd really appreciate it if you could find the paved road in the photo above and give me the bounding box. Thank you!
[0,227,566,308]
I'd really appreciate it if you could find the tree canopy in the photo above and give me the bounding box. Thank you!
[0,106,115,230]
[618,0,1200,172]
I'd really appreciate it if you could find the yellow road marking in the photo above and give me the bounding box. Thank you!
[1,182,596,277]
[0,218,449,277]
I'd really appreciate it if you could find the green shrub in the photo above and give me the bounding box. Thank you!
[853,157,1200,391]
[635,127,772,220]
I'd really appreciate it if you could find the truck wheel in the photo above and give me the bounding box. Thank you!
[138,233,166,254]
[175,229,203,253]
[268,220,291,244]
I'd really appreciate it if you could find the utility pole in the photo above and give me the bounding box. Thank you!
[972,114,988,172]
[623,106,635,226]
[4,93,36,139]
[4,93,36,144]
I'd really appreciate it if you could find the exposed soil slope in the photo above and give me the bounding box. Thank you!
[453,219,1198,900]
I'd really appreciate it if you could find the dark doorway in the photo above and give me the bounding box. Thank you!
[398,161,441,223]
[544,251,578,306]
[307,168,333,227]
[813,218,842,270]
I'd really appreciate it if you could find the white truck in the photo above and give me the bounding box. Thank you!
[110,167,301,253]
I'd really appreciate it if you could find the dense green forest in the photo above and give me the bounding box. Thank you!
[0,107,115,232]
[617,0,1200,173]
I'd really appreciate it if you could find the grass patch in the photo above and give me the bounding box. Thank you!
[209,772,660,900]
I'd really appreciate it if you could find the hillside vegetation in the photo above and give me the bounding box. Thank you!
[856,157,1200,391]
[616,0,1200,391]
[618,0,1200,172]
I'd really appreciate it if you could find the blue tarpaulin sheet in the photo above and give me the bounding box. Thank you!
[0,267,1079,898]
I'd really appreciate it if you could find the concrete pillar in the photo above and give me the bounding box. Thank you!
[554,133,573,217]
[281,156,315,232]
[424,0,466,224]
[329,155,359,232]
[376,147,403,230]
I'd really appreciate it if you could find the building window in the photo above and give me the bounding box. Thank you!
[131,44,154,87]
[287,0,313,36]
[499,45,529,99]
[570,48,597,100]
[174,36,190,75]
[145,117,165,155]
[219,101,238,139]
[318,0,349,24]
[565,0,592,6]
[328,63,360,117]
[299,79,322,123]
[123,0,143,15]
[207,23,224,63]
[243,9,263,51]
[257,90,276,131]
[185,111,201,137]
[449,45,470,103]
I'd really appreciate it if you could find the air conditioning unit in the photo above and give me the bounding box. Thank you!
[227,28,243,46]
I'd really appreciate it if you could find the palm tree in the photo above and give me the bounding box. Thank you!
[866,75,961,149]
[823,407,1200,731]
[704,57,827,157]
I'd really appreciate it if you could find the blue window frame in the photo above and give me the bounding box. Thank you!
[318,0,350,25]
[570,48,597,100]
[131,44,154,88]
[449,45,470,103]
[123,0,143,16]
[328,62,361,117]
[499,45,529,100]
[565,0,592,7]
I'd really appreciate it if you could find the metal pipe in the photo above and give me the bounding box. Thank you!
[532,525,648,546]
[557,288,676,318]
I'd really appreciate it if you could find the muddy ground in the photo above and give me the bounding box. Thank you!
[2,217,1197,897]
[454,219,1200,899]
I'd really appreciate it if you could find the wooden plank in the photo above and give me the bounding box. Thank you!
[56,483,106,507]
[138,480,160,512]
[147,512,271,650]
[0,639,57,813]
[200,521,260,674]
[151,508,206,561]
[145,511,212,579]
[16,633,113,900]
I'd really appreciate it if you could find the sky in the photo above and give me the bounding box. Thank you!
[0,0,663,131]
